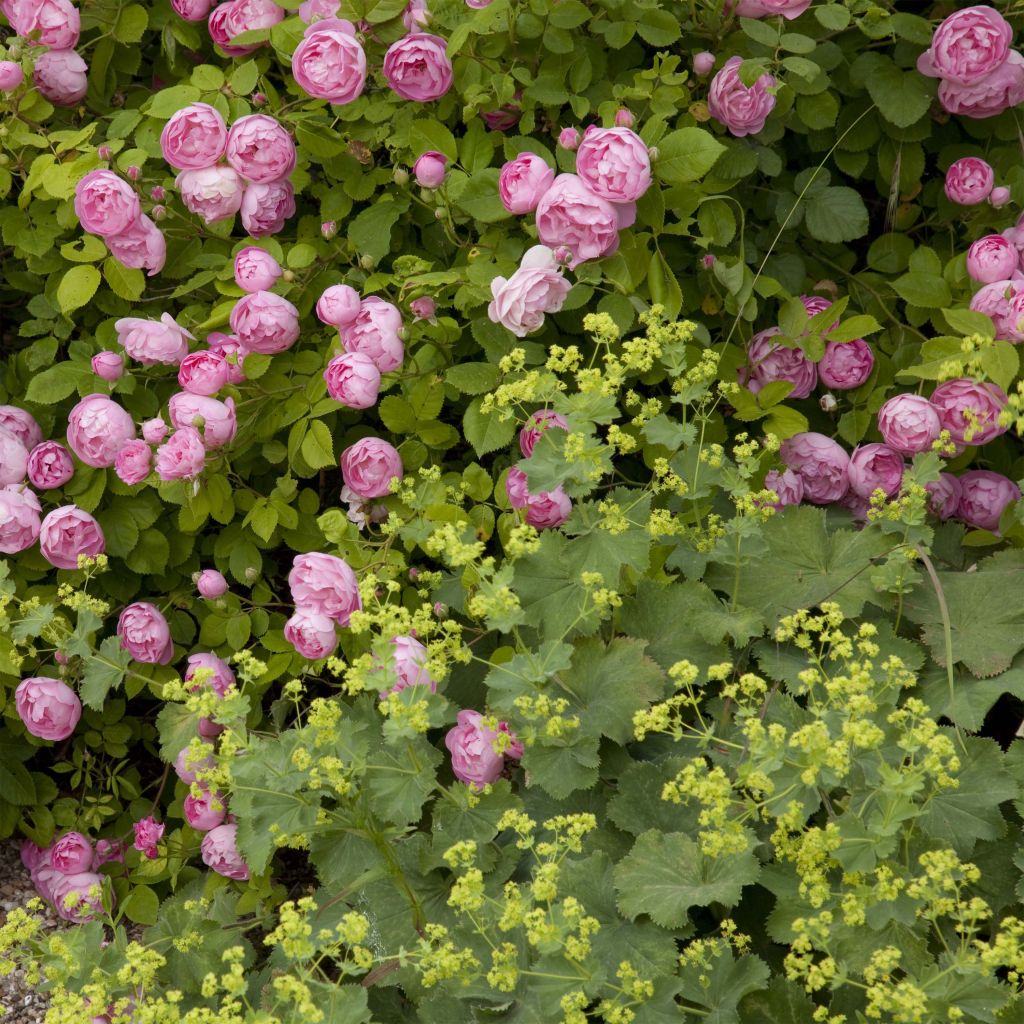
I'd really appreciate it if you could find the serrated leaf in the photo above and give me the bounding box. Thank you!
[57,265,101,314]
[300,419,335,470]
[655,128,726,185]
[803,187,868,243]
[80,635,132,711]
[679,950,771,1024]
[23,362,92,404]
[738,977,817,1024]
[463,395,516,456]
[852,52,935,127]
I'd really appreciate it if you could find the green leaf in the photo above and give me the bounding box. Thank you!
[637,7,680,45]
[347,201,406,263]
[446,361,499,394]
[738,977,817,1024]
[409,118,458,162]
[454,168,511,222]
[367,737,442,824]
[80,636,132,711]
[463,396,516,456]
[102,257,145,301]
[122,885,160,925]
[647,250,682,320]
[57,265,101,314]
[23,362,92,404]
[803,187,869,243]
[942,308,994,338]
[655,128,726,185]
[679,950,771,1024]
[522,736,601,799]
[147,85,202,118]
[892,271,952,309]
[301,419,335,470]
[114,4,149,44]
[607,758,700,837]
[851,52,935,128]
[228,60,259,96]
[0,758,37,805]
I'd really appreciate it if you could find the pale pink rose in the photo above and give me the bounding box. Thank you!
[201,823,249,880]
[693,52,715,76]
[575,126,652,203]
[445,709,523,789]
[0,428,28,485]
[940,51,1024,118]
[117,602,174,664]
[298,0,338,21]
[39,505,105,569]
[505,467,571,529]
[990,186,1011,208]
[0,485,41,553]
[74,170,141,237]
[917,5,1012,84]
[763,467,804,508]
[208,1,261,57]
[6,0,80,48]
[745,327,817,399]
[155,426,206,480]
[818,339,874,391]
[341,297,404,371]
[734,0,810,17]
[30,858,61,904]
[291,17,367,104]
[967,235,1018,283]
[413,150,447,188]
[27,441,73,490]
[92,351,124,382]
[230,291,299,354]
[377,635,435,696]
[288,552,361,625]
[708,55,776,137]
[558,127,579,150]
[945,158,994,205]
[926,473,962,520]
[179,351,229,395]
[780,432,850,504]
[114,439,152,486]
[172,0,214,20]
[234,246,282,292]
[239,180,295,237]
[185,653,235,697]
[50,872,107,923]
[168,393,237,448]
[160,103,228,170]
[535,174,624,268]
[968,279,1024,341]
[324,352,381,409]
[142,418,168,444]
[226,114,296,184]
[176,165,244,224]
[403,0,429,29]
[930,378,1008,446]
[105,214,166,276]
[847,443,904,499]
[499,153,555,215]
[197,569,229,598]
[33,48,87,106]
[184,788,227,831]
[520,409,569,458]
[0,61,23,92]
[116,313,192,366]
[224,0,284,39]
[0,407,41,450]
[66,394,136,468]
[133,816,165,860]
[284,608,339,659]
[174,742,215,784]
[207,334,247,384]
[50,831,93,874]
[20,840,46,873]
[957,470,1021,531]
[317,284,361,326]
[488,244,572,336]
[382,32,452,102]
[877,394,941,455]
[15,677,81,741]
[92,838,127,868]
[410,296,435,320]
[341,437,403,499]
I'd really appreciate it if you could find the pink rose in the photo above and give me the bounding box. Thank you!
[324,352,381,409]
[410,296,435,321]
[0,406,41,449]
[291,17,367,104]
[230,290,300,355]
[207,334,246,384]
[105,214,166,276]
[21,840,46,873]
[413,150,447,188]
[341,437,403,498]
[15,677,81,741]
[50,872,107,923]
[197,569,229,598]
[284,608,339,659]
[693,52,715,76]
[403,0,429,29]
[0,61,23,92]
[208,2,261,57]
[6,0,80,48]
[945,158,994,205]
[926,473,963,520]
[818,339,874,391]
[117,602,174,664]
[482,104,520,133]
[92,351,124,382]
[499,153,555,215]
[967,235,1018,284]
[917,5,1012,84]
[27,441,74,490]
[445,709,523,789]
[734,0,810,17]
[763,467,804,508]
[160,103,228,170]
[33,48,88,106]
[939,50,1024,118]
[50,831,93,874]
[155,426,206,481]
[176,165,244,224]
[172,0,214,19]
[133,817,165,860]
[377,635,435,696]
[558,127,579,150]
[990,186,1012,208]
[239,180,295,237]
[234,246,282,292]
[317,284,361,326]
[930,378,1008,446]
[114,439,152,486]
[226,114,296,184]
[488,244,572,337]
[39,505,105,569]
[575,126,652,203]
[168,393,237,448]
[505,467,572,529]
[184,788,227,831]
[707,55,776,138]
[92,838,127,869]
[520,409,569,458]
[74,170,141,238]
[536,174,626,268]
[0,428,28,485]
[298,0,338,21]
[382,32,453,102]
[201,823,250,880]
[289,552,361,625]
[174,742,215,784]
[224,0,284,39]
[115,313,193,366]
[780,432,850,504]
[968,279,1024,342]
[0,485,41,553]
[746,327,817,399]
[876,394,941,455]
[957,470,1021,532]
[142,418,168,444]
[179,351,229,396]
[185,652,236,697]
[67,394,136,468]
[847,443,904,499]
[340,297,404,371]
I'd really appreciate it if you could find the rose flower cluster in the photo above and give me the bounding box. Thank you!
[0,0,89,107]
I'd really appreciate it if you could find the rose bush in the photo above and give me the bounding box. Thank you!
[3,2,1024,1023]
